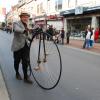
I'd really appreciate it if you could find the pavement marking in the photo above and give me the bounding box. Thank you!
[0,66,10,100]
[63,45,100,56]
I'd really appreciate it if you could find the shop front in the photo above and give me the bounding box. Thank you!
[47,14,63,31]
[34,14,64,31]
[60,6,100,39]
[34,15,46,30]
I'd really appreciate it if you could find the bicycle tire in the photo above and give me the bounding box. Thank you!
[29,32,62,90]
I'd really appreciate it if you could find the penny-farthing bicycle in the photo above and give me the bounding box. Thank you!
[28,27,62,90]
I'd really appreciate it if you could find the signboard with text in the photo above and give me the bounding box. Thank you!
[75,7,83,15]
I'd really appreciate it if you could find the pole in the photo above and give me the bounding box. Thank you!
[11,11,14,33]
[45,13,47,31]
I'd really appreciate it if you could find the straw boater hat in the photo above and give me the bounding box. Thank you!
[19,12,30,17]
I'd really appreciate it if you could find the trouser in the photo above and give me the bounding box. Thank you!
[13,43,29,79]
[86,39,90,48]
[83,39,86,48]
[61,38,64,44]
[90,40,94,47]
[67,37,69,44]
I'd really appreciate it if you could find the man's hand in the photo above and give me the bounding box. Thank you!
[33,24,40,30]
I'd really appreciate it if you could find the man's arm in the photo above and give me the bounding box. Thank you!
[13,22,25,34]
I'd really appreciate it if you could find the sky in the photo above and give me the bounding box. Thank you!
[0,0,18,12]
[0,0,18,21]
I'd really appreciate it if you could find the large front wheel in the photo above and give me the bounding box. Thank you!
[29,32,62,90]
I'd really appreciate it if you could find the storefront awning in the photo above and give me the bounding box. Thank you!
[60,6,100,16]
[86,6,100,11]
[60,9,74,16]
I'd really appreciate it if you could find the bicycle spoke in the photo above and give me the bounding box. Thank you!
[29,33,62,90]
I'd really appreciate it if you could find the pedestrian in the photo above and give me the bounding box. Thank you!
[94,27,99,42]
[11,12,33,84]
[85,28,93,49]
[47,25,54,40]
[60,28,65,44]
[90,28,95,48]
[82,28,88,49]
[66,30,71,44]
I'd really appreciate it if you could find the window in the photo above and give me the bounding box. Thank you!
[40,3,43,13]
[68,0,70,7]
[37,4,39,14]
[37,3,43,14]
[55,0,62,11]
[68,0,76,8]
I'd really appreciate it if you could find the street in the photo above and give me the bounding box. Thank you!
[0,30,100,100]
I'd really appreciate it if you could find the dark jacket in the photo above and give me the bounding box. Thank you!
[61,29,65,38]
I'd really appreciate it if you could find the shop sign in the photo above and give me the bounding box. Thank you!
[87,6,100,11]
[47,15,57,19]
[35,17,45,21]
[60,9,74,16]
[35,21,45,25]
[75,6,83,15]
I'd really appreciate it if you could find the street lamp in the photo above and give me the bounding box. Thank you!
[42,0,50,30]
[44,13,47,31]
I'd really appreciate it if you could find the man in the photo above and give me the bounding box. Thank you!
[82,28,88,49]
[61,28,65,44]
[11,12,33,84]
[66,30,71,44]
[47,25,54,40]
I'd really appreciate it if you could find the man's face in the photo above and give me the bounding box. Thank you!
[20,15,29,23]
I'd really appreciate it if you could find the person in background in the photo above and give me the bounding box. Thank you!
[47,25,54,40]
[85,28,93,49]
[94,27,99,42]
[11,12,33,84]
[60,28,65,44]
[66,30,71,44]
[90,28,95,48]
[82,27,88,49]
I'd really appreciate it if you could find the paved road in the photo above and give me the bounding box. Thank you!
[0,30,100,100]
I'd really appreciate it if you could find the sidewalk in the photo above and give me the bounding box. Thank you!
[66,39,100,54]
[0,65,10,100]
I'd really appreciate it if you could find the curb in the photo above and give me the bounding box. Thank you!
[64,45,100,56]
[0,65,10,100]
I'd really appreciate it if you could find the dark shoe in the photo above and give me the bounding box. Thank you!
[16,73,22,80]
[24,78,33,84]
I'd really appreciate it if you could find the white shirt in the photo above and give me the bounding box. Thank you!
[86,31,91,39]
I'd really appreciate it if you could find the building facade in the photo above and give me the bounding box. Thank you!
[34,0,64,30]
[6,0,100,39]
[6,4,19,26]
